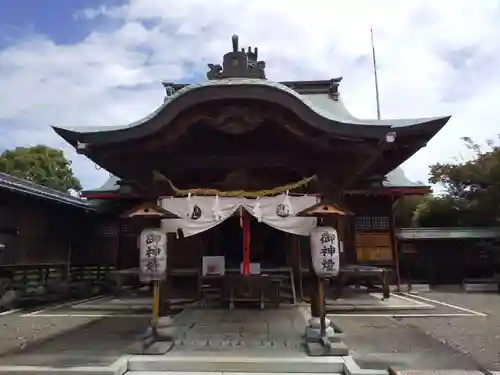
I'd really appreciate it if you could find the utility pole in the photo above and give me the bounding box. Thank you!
[370,26,381,120]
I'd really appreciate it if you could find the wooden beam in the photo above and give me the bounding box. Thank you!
[335,134,395,193]
[151,153,340,171]
[99,148,376,177]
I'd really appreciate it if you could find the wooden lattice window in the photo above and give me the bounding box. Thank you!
[120,223,133,233]
[355,216,371,230]
[97,223,118,237]
[371,216,390,230]
[355,216,390,230]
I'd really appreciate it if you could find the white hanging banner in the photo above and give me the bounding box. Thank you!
[139,228,167,282]
[310,226,340,278]
[242,194,316,236]
[161,194,318,237]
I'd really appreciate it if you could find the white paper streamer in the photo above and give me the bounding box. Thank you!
[212,194,223,220]
[253,197,263,222]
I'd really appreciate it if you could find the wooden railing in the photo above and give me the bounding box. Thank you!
[0,263,115,310]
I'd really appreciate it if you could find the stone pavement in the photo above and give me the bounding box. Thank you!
[0,290,498,373]
[169,307,307,355]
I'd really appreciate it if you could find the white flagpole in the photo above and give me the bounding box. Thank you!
[370,26,381,120]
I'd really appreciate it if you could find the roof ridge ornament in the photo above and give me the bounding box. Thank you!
[207,35,266,80]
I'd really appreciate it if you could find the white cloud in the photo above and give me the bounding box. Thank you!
[1,0,500,190]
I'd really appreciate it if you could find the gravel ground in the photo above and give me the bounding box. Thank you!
[335,315,481,370]
[0,316,148,367]
[0,314,99,357]
[397,291,500,371]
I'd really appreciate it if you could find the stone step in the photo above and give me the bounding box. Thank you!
[463,283,499,292]
[127,355,345,373]
[126,372,343,375]
[389,369,488,375]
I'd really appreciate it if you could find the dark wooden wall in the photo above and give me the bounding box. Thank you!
[0,189,111,266]
[399,239,500,284]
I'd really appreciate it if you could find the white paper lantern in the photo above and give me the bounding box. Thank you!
[139,229,167,282]
[310,226,340,278]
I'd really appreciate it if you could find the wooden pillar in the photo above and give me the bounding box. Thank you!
[311,177,336,319]
[309,260,321,317]
[390,196,401,291]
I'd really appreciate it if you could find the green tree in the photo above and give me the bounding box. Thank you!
[412,195,467,227]
[0,145,82,193]
[394,194,428,227]
[428,136,500,226]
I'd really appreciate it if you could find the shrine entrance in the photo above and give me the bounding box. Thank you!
[205,215,288,269]
[162,196,315,309]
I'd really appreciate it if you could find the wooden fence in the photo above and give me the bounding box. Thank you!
[0,263,115,310]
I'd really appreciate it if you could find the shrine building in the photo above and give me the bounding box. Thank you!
[52,35,450,307]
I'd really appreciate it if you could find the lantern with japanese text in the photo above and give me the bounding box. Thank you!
[139,228,167,282]
[310,226,340,278]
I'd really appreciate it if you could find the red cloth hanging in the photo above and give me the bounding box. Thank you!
[242,209,251,276]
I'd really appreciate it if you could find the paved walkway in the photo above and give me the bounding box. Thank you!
[0,290,498,372]
[170,307,308,356]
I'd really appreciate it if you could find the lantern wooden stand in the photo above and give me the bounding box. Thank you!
[121,202,179,354]
[297,201,351,357]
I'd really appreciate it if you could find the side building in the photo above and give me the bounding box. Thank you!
[0,172,112,266]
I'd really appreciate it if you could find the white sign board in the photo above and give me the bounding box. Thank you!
[310,226,340,278]
[202,256,225,276]
[139,229,167,282]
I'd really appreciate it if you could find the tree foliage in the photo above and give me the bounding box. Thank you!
[413,195,468,227]
[394,195,427,227]
[0,145,82,193]
[420,136,500,227]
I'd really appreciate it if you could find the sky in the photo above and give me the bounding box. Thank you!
[1,0,499,190]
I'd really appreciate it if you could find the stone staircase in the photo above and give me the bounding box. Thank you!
[123,364,496,375]
[124,354,346,373]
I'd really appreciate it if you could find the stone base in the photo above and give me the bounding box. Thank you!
[130,318,175,354]
[308,317,331,328]
[128,334,155,355]
[143,340,174,355]
[158,316,174,327]
[306,340,349,356]
[156,326,176,339]
[304,318,349,356]
[305,326,344,342]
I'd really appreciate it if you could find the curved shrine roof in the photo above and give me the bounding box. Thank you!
[54,35,450,197]
[52,77,449,146]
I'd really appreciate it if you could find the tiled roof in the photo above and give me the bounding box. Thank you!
[55,78,447,136]
[0,172,95,210]
[397,227,500,240]
[383,168,425,188]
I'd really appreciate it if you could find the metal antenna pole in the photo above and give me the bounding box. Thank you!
[370,26,381,120]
